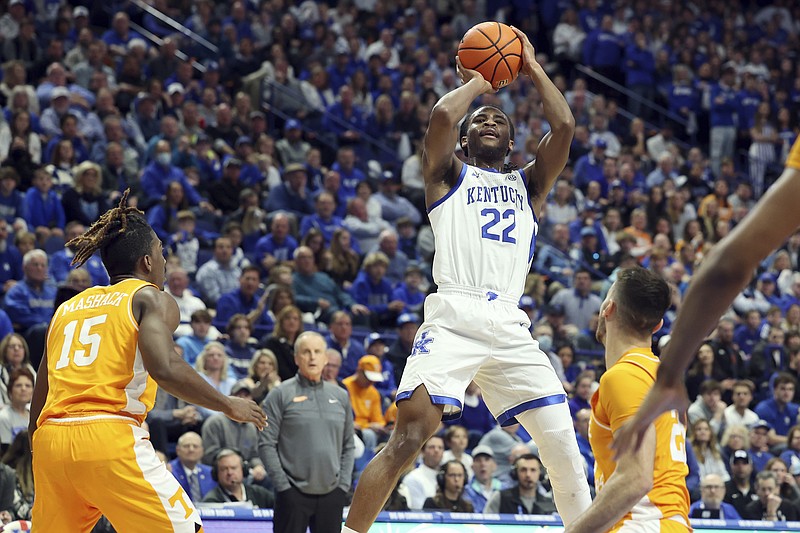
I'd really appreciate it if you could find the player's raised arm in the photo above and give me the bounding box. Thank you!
[614,146,800,457]
[136,286,266,430]
[422,58,494,203]
[512,26,575,214]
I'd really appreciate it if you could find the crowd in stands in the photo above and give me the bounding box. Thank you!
[0,0,797,526]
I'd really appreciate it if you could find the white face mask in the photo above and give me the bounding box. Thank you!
[156,152,171,167]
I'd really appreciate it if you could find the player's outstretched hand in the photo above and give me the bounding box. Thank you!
[509,26,537,73]
[611,378,689,460]
[226,396,268,431]
[455,56,495,94]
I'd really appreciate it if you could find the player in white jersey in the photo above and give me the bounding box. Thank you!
[343,27,591,533]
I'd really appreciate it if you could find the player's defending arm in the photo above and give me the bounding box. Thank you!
[566,424,656,533]
[422,58,493,204]
[136,286,266,430]
[513,26,575,214]
[614,157,800,457]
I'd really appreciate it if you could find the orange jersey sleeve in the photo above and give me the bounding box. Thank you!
[39,279,159,426]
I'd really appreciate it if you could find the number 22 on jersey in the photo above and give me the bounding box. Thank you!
[55,314,108,369]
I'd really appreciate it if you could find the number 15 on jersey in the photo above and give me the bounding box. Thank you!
[55,315,108,369]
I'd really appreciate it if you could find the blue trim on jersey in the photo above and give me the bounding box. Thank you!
[518,167,538,263]
[396,390,464,420]
[427,163,468,213]
[496,394,567,427]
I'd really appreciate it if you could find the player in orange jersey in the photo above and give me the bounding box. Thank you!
[568,267,690,533]
[615,138,800,457]
[29,190,266,532]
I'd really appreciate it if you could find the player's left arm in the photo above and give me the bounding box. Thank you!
[512,26,575,215]
[566,424,656,533]
[28,344,50,447]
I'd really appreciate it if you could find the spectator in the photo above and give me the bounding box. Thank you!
[463,445,501,513]
[391,264,425,316]
[743,470,799,521]
[195,237,242,305]
[201,381,268,485]
[423,461,473,512]
[166,268,209,334]
[343,196,392,253]
[1,431,32,521]
[766,457,800,505]
[749,420,776,475]
[140,140,210,211]
[690,419,730,483]
[24,168,65,243]
[222,314,257,380]
[48,221,109,287]
[690,473,741,519]
[723,380,760,429]
[326,228,361,289]
[215,266,273,335]
[709,63,739,176]
[725,449,759,517]
[260,331,354,533]
[61,161,110,226]
[0,368,32,452]
[208,158,245,215]
[549,269,602,331]
[0,169,27,230]
[343,355,388,456]
[755,372,799,447]
[484,454,556,515]
[275,119,311,167]
[0,334,34,406]
[401,435,444,510]
[779,425,800,474]
[194,342,237,417]
[254,213,297,274]
[300,191,345,246]
[685,343,728,403]
[350,252,404,329]
[176,310,214,367]
[202,449,274,508]
[168,432,216,503]
[261,305,303,382]
[292,246,368,324]
[326,311,367,379]
[264,163,315,221]
[5,249,56,337]
[688,380,727,437]
[568,371,594,419]
[373,170,421,226]
[477,424,531,481]
[244,349,282,405]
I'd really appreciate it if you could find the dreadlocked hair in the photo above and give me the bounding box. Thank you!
[67,189,153,276]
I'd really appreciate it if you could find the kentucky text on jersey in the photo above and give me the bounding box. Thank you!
[466,183,526,212]
[60,291,130,316]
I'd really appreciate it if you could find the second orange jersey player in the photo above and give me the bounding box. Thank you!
[567,267,690,533]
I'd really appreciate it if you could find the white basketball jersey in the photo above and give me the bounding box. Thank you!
[428,163,538,300]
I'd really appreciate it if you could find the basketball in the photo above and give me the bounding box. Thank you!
[457,22,523,90]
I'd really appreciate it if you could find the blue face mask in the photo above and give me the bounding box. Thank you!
[156,152,171,167]
[538,335,553,353]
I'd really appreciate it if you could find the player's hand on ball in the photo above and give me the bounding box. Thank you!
[226,396,268,430]
[509,26,537,73]
[455,57,495,94]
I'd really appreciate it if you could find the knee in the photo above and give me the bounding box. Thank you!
[383,429,428,467]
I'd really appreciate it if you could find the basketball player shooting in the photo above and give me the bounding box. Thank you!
[343,26,591,533]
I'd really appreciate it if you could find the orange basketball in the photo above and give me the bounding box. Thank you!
[457,22,523,90]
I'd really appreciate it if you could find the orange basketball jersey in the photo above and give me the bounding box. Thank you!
[39,279,159,426]
[590,349,690,531]
[787,136,800,170]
